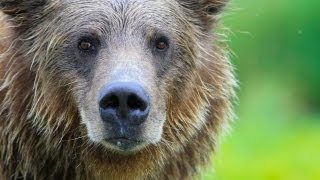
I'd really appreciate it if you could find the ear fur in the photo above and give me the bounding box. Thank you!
[0,0,49,32]
[178,0,228,29]
[0,0,48,17]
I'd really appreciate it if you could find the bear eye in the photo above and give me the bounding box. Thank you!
[156,42,168,50]
[155,37,169,51]
[77,35,100,54]
[79,40,94,51]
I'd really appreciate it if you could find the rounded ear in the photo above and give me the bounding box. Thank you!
[0,0,48,30]
[178,0,228,29]
[0,0,47,16]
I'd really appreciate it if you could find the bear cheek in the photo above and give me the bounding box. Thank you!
[143,90,167,143]
[78,106,105,143]
[75,85,106,143]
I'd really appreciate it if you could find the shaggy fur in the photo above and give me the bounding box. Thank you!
[0,0,236,179]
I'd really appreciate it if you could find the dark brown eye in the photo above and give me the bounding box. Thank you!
[155,37,169,51]
[79,41,93,51]
[156,41,168,50]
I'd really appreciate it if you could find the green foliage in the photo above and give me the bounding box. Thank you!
[203,0,320,179]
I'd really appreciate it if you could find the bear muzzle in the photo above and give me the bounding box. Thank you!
[98,81,151,151]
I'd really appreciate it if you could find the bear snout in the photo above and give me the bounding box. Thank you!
[99,82,150,126]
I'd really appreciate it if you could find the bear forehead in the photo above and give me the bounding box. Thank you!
[59,0,184,35]
[54,0,188,35]
[65,0,180,15]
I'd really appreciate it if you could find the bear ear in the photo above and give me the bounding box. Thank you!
[177,0,228,28]
[0,0,47,17]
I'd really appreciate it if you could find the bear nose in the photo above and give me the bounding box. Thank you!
[99,82,150,125]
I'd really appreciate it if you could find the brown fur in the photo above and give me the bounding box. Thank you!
[0,0,236,179]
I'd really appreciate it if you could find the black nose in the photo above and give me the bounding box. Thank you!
[99,82,150,126]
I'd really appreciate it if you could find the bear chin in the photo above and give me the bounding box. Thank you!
[101,139,150,154]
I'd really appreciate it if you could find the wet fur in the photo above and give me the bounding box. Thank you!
[0,0,235,179]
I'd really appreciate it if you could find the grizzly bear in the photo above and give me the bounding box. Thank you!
[0,0,235,179]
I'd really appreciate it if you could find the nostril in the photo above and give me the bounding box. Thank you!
[100,94,119,110]
[127,94,147,111]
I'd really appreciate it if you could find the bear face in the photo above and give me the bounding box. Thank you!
[0,0,234,179]
[45,0,195,153]
[60,0,204,153]
[56,1,180,153]
[1,0,227,154]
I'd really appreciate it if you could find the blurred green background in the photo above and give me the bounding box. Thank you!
[204,0,320,179]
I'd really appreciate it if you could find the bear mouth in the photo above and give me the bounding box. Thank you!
[103,137,146,152]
